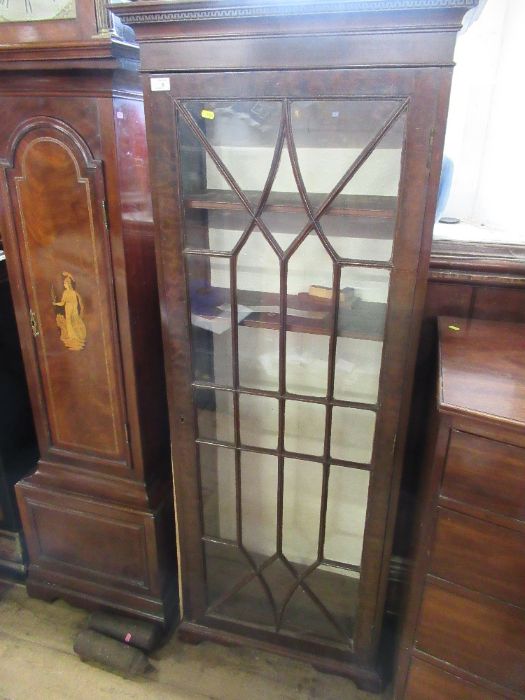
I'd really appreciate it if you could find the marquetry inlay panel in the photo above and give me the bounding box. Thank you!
[7,124,127,462]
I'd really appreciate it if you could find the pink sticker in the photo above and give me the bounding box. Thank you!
[124,632,132,643]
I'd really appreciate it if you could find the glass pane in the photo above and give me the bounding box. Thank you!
[319,116,405,262]
[284,401,325,456]
[240,452,278,559]
[186,254,233,386]
[179,115,253,252]
[286,333,330,397]
[280,580,347,644]
[261,143,310,242]
[334,338,383,405]
[306,565,359,638]
[261,211,305,255]
[324,466,370,566]
[338,114,405,198]
[334,266,389,403]
[213,574,276,628]
[320,215,395,262]
[285,233,333,393]
[239,394,279,449]
[207,210,252,253]
[287,232,334,336]
[199,444,236,541]
[337,266,389,341]
[204,540,251,607]
[195,388,234,445]
[291,99,403,197]
[237,228,280,391]
[259,558,298,612]
[183,100,282,209]
[291,101,405,264]
[282,458,323,565]
[331,407,376,464]
[239,326,279,392]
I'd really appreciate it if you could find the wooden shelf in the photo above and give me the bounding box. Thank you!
[195,208,396,241]
[192,287,386,341]
[184,190,397,220]
[242,301,386,340]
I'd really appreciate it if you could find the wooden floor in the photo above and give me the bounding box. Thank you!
[0,582,391,700]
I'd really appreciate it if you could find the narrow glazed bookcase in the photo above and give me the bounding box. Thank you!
[113,0,477,690]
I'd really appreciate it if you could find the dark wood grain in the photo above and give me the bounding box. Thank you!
[417,580,525,694]
[438,317,525,427]
[442,430,525,521]
[405,657,509,700]
[430,239,525,279]
[143,85,208,619]
[431,508,525,608]
[473,285,525,320]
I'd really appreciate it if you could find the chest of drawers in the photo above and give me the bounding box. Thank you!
[395,317,525,699]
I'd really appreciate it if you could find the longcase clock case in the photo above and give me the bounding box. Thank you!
[0,46,176,623]
[114,0,476,689]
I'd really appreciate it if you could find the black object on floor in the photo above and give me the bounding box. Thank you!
[87,610,163,652]
[74,629,151,677]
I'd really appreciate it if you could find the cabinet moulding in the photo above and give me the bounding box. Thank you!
[114,0,477,26]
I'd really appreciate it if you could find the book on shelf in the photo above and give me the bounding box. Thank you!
[307,285,356,305]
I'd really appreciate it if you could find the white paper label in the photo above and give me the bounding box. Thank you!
[150,77,171,92]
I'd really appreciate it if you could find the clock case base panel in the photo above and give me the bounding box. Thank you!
[17,479,177,624]
[0,45,177,625]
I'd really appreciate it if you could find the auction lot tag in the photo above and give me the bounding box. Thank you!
[150,77,171,92]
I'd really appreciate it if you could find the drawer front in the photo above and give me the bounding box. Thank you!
[431,509,525,608]
[405,658,508,700]
[417,581,525,693]
[442,431,525,520]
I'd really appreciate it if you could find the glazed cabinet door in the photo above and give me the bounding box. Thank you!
[1,119,129,474]
[148,68,440,664]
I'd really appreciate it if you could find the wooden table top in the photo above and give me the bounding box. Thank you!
[438,316,525,429]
